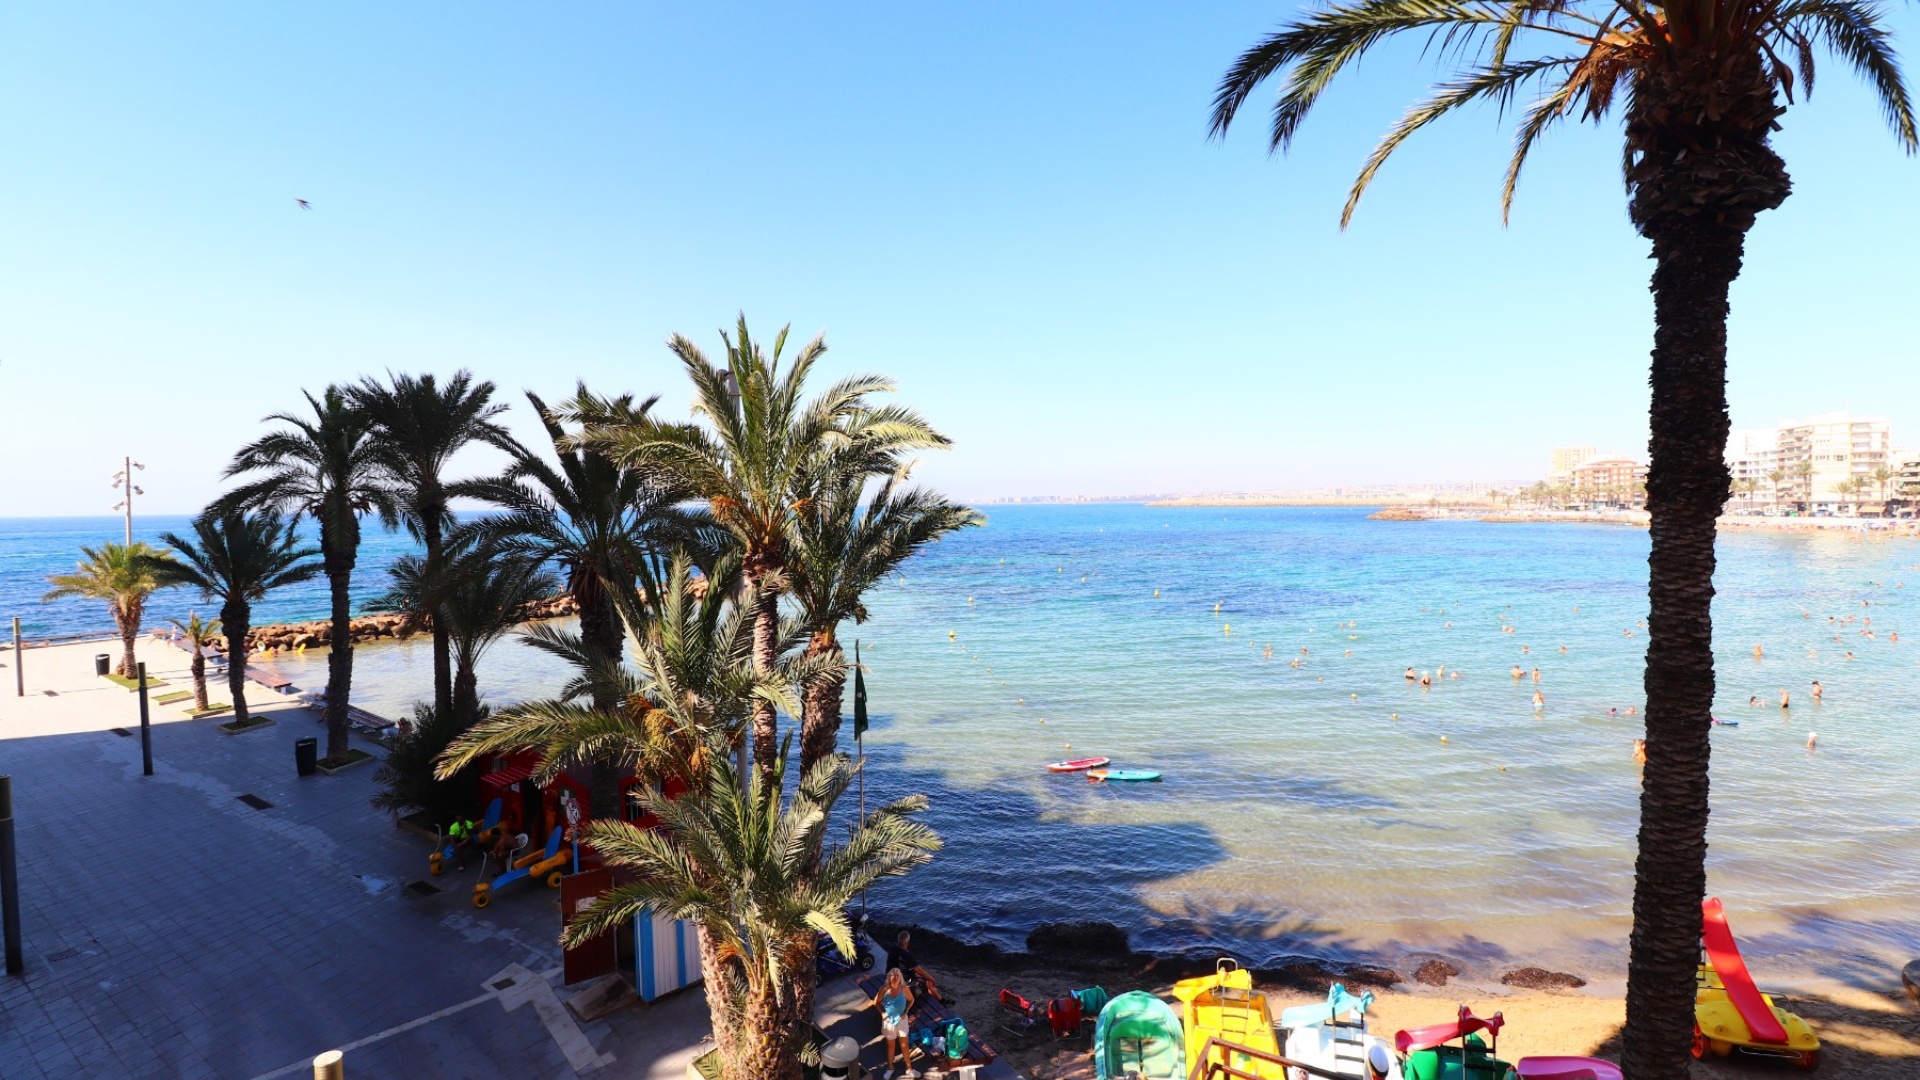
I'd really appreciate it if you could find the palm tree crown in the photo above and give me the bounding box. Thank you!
[1211,0,1915,226]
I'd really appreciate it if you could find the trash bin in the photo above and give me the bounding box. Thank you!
[94,654,111,676]
[295,737,319,777]
[819,1036,862,1080]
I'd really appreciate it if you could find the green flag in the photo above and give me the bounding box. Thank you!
[852,640,868,738]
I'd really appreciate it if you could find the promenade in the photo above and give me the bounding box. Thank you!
[0,638,708,1079]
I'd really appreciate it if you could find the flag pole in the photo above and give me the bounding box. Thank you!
[853,640,868,917]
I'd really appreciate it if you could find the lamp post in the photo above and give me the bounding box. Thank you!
[112,456,145,545]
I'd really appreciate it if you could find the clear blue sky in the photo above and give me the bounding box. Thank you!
[3,2,1917,514]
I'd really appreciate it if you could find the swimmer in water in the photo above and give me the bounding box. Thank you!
[1807,732,1818,749]
[1633,739,1647,764]
[1531,667,1541,683]
[1780,689,1790,709]
[1749,695,1759,707]
[1511,665,1523,680]
[1753,644,1763,659]
[1811,679,1822,701]
[1558,645,1568,654]
[1846,651,1855,661]
[1532,689,1545,710]
[1419,671,1432,687]
[1625,705,1636,716]
[1521,644,1531,654]
[1608,707,1619,716]
[1405,667,1417,681]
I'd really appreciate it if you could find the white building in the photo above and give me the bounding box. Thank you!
[1730,414,1893,513]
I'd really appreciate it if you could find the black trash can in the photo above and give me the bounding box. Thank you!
[94,654,111,676]
[295,737,319,777]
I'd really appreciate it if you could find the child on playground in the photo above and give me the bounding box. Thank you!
[872,967,915,1079]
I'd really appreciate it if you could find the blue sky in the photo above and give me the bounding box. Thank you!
[2,2,1917,514]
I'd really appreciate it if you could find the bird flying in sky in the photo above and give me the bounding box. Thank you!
[296,199,311,210]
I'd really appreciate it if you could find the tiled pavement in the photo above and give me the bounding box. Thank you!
[0,694,708,1079]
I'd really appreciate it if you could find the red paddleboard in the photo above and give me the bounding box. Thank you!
[1395,1005,1504,1054]
[1702,897,1789,1045]
[1047,757,1110,773]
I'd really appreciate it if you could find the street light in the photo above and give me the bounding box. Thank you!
[112,456,145,545]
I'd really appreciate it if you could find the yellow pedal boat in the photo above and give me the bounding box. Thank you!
[1173,958,1287,1079]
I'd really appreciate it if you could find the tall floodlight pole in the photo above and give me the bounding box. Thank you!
[112,456,146,545]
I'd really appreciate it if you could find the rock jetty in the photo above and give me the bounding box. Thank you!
[222,594,580,655]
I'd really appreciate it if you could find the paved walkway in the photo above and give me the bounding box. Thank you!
[0,639,713,1078]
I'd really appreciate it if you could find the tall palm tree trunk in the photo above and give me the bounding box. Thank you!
[580,588,625,821]
[222,602,253,726]
[324,559,355,761]
[1621,59,1789,1080]
[189,653,209,712]
[748,584,780,775]
[116,602,141,678]
[799,636,844,774]
[424,514,454,721]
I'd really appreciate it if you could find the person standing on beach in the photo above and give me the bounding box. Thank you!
[872,967,915,1079]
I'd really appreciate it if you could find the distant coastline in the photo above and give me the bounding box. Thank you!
[1361,505,1920,533]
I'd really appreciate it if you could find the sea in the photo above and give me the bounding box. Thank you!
[6,507,1917,983]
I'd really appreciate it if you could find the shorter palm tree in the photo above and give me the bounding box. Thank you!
[43,542,174,677]
[564,739,939,1080]
[367,546,558,730]
[152,510,321,727]
[167,612,222,712]
[1874,465,1895,507]
[1766,469,1786,512]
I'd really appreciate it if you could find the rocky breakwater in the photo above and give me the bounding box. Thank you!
[234,594,581,655]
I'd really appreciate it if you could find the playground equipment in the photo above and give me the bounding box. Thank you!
[1172,958,1287,1079]
[472,826,567,908]
[1280,982,1398,1079]
[1695,897,1820,1069]
[1394,1006,1511,1080]
[428,797,502,876]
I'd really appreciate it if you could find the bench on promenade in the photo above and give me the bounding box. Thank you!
[856,972,998,1072]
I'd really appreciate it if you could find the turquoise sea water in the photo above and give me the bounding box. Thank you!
[11,507,1917,978]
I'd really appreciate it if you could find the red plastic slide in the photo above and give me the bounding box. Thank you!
[1702,897,1789,1045]
[1394,1005,1506,1054]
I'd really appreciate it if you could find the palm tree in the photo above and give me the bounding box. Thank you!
[452,386,705,818]
[167,612,222,712]
[572,316,949,778]
[1793,461,1815,512]
[352,371,518,721]
[223,387,397,762]
[1210,7,1913,1073]
[791,462,981,771]
[366,545,558,730]
[563,740,939,1080]
[43,542,170,677]
[1873,464,1894,507]
[1766,468,1786,511]
[151,510,321,728]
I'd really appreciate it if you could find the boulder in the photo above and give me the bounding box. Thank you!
[1499,967,1586,991]
[1903,959,1920,1009]
[1025,921,1131,960]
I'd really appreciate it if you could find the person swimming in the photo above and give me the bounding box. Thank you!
[1405,667,1417,681]
[1779,689,1790,709]
[1532,689,1545,710]
[1811,679,1823,701]
[1633,739,1647,764]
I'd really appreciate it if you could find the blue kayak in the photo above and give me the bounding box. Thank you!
[1088,769,1162,782]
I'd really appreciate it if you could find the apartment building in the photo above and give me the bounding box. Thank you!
[1571,458,1648,506]
[1550,445,1598,481]
[1777,413,1891,510]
